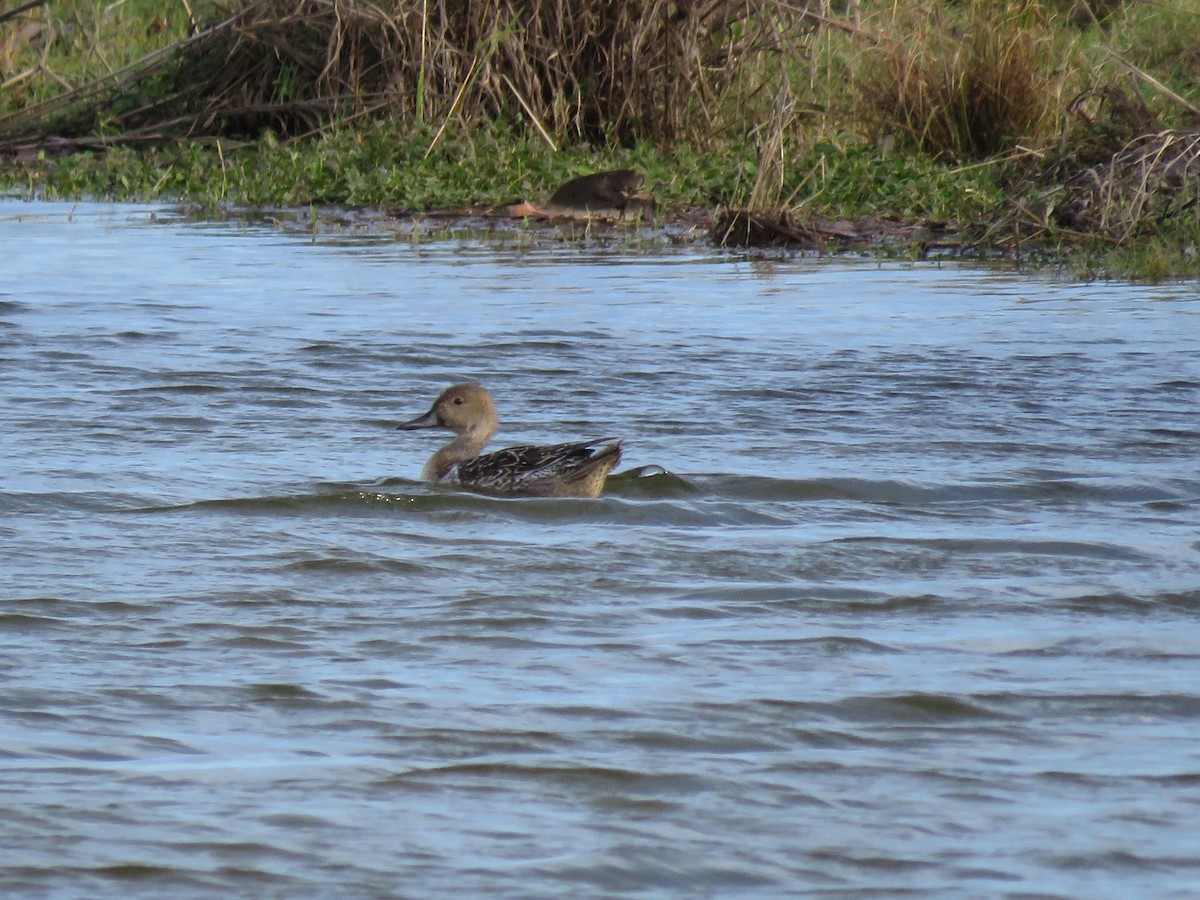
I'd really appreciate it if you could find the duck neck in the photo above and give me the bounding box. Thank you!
[423,428,492,481]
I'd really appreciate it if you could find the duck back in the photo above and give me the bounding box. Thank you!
[457,440,622,498]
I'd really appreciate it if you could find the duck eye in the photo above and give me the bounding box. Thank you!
[453,397,464,405]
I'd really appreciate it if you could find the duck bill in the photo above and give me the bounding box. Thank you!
[396,407,442,430]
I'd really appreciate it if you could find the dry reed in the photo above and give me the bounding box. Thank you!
[0,0,821,148]
[856,4,1058,160]
[1051,129,1200,239]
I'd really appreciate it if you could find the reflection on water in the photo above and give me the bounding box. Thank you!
[2,200,1200,897]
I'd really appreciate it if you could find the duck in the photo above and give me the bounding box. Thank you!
[396,383,622,498]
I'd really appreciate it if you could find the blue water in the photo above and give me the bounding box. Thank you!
[2,199,1200,897]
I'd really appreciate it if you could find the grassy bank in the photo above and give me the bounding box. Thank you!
[2,1,1198,276]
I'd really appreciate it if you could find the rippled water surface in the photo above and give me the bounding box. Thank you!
[3,200,1200,897]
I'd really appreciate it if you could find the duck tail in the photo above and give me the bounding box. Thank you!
[590,441,622,469]
[568,441,622,498]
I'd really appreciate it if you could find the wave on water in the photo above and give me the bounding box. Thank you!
[741,689,1200,728]
[828,534,1152,562]
[108,382,229,395]
[1054,588,1200,614]
[95,463,1197,539]
[130,480,792,528]
[0,490,156,514]
[692,473,1200,505]
[831,691,1011,724]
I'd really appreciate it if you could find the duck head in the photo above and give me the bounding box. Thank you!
[397,382,500,442]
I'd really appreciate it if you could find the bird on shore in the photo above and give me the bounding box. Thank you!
[396,383,622,498]
[510,169,655,221]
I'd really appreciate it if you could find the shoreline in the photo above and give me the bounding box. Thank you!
[2,186,1191,278]
[2,1,1197,278]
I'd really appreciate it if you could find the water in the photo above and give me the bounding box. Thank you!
[3,200,1200,897]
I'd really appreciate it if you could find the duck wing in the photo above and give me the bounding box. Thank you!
[458,439,622,497]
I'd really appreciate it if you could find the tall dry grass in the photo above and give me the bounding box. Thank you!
[855,3,1060,160]
[1054,129,1200,239]
[0,0,823,147]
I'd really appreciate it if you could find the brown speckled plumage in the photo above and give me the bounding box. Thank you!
[396,384,622,498]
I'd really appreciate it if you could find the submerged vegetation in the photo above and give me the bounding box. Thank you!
[1,0,1199,276]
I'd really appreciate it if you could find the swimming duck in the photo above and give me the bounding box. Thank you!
[396,383,622,498]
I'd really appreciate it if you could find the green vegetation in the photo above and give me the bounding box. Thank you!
[37,131,718,215]
[23,121,1003,224]
[2,0,1198,278]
